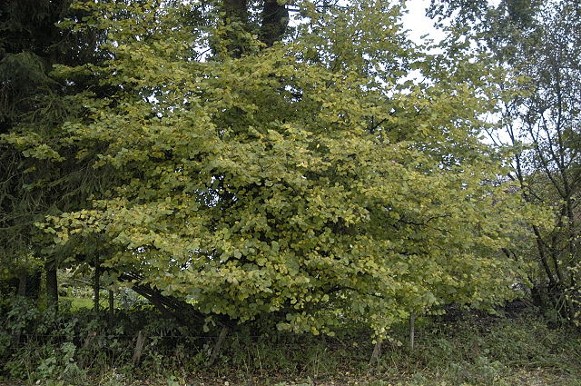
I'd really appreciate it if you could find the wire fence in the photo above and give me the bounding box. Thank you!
[4,330,357,351]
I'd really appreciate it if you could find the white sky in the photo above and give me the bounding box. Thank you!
[402,0,508,146]
[403,0,503,43]
[402,0,444,43]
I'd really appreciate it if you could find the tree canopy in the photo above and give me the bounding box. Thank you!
[429,0,581,323]
[1,0,537,337]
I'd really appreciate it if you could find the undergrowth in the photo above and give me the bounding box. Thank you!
[1,298,579,386]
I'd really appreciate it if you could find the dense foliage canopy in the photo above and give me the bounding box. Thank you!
[1,0,540,337]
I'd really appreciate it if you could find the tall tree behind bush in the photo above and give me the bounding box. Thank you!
[429,0,581,322]
[0,0,108,305]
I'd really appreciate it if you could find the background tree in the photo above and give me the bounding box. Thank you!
[1,0,78,303]
[0,0,111,307]
[428,0,581,322]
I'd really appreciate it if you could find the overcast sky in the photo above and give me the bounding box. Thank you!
[402,0,445,43]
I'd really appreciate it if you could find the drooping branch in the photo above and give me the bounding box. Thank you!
[119,272,235,330]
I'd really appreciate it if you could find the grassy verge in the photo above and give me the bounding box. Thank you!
[182,311,580,386]
[1,308,580,385]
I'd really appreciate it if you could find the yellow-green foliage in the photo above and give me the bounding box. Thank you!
[39,0,536,338]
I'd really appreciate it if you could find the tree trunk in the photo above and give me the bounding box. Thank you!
[409,312,416,351]
[94,256,100,312]
[207,326,229,366]
[219,0,289,57]
[17,273,27,296]
[45,260,58,311]
[132,330,147,366]
[108,289,115,323]
[220,0,250,58]
[260,0,289,47]
[369,338,382,366]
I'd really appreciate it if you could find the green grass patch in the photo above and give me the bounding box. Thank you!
[59,296,94,311]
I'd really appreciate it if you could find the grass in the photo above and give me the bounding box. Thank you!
[2,307,580,385]
[59,296,94,310]
[176,311,580,385]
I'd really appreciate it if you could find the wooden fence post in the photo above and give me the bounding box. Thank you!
[132,330,147,366]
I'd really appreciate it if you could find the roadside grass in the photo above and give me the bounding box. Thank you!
[1,306,580,385]
[151,310,580,385]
